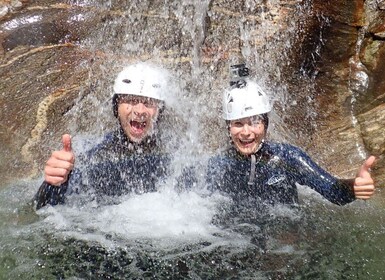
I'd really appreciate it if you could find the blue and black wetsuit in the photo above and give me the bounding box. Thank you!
[34,129,170,209]
[207,141,355,207]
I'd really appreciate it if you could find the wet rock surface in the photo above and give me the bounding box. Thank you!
[306,0,385,184]
[0,0,384,188]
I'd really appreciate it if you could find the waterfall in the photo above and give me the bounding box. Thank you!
[348,26,370,159]
[1,1,384,279]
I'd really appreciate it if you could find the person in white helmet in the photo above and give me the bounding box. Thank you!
[34,62,172,209]
[206,64,376,207]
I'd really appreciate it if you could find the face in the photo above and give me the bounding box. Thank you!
[229,115,266,156]
[117,95,161,143]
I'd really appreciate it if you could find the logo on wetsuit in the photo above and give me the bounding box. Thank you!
[267,175,286,185]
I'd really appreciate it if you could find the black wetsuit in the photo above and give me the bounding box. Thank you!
[207,141,356,207]
[34,129,170,209]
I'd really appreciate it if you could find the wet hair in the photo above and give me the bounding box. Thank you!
[112,94,119,118]
[260,113,269,131]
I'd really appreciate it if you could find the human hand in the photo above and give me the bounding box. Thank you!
[354,156,375,200]
[44,134,75,186]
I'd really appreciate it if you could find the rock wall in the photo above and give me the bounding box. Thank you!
[0,0,383,188]
[306,0,385,184]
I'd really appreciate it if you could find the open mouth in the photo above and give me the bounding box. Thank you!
[239,139,255,145]
[130,120,147,135]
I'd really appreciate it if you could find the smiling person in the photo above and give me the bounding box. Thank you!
[34,62,172,209]
[206,64,376,207]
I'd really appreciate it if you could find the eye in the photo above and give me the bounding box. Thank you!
[142,98,158,107]
[250,115,263,125]
[231,122,243,127]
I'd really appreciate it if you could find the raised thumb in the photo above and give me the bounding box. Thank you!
[358,155,376,178]
[62,134,72,152]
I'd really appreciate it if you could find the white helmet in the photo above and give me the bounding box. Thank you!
[113,62,169,101]
[222,81,272,120]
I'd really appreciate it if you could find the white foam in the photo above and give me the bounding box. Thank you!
[38,189,233,248]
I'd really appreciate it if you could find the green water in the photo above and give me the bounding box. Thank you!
[1,182,384,280]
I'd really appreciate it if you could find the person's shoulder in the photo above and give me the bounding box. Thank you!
[208,147,239,166]
[263,140,307,158]
[96,130,121,147]
[84,130,120,159]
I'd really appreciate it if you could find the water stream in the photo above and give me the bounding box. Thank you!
[1,1,384,279]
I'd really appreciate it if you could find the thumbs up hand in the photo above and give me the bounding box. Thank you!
[44,134,75,186]
[354,156,376,200]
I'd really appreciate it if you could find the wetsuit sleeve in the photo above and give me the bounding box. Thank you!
[205,157,223,193]
[282,144,355,205]
[34,181,68,210]
[33,169,82,209]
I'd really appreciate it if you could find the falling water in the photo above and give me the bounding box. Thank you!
[1,1,385,279]
[348,26,370,159]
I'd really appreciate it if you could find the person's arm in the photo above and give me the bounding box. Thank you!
[34,181,69,209]
[205,156,229,193]
[34,134,75,209]
[281,144,375,205]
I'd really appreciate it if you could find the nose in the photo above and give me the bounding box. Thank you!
[133,102,148,118]
[241,124,251,135]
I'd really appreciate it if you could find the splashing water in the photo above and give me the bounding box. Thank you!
[38,189,231,247]
[1,1,385,279]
